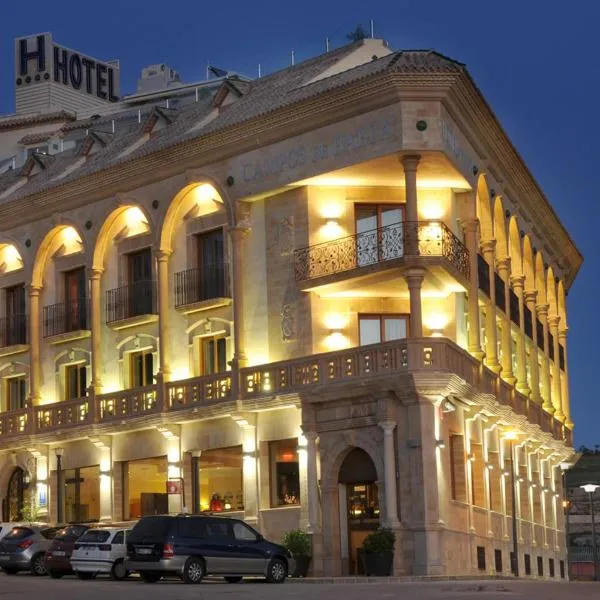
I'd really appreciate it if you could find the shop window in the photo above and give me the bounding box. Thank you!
[359,314,408,346]
[64,465,99,522]
[126,456,168,519]
[65,363,87,400]
[270,439,300,506]
[200,335,227,376]
[198,446,243,512]
[130,349,154,388]
[449,434,467,502]
[5,375,27,411]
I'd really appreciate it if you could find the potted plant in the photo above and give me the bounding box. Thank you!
[282,529,312,577]
[359,528,395,576]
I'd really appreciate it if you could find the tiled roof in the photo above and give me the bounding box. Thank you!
[0,110,76,131]
[18,131,56,145]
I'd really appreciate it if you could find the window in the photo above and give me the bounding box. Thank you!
[64,267,87,331]
[65,364,87,400]
[64,465,100,522]
[524,553,531,575]
[355,204,404,265]
[449,434,467,502]
[476,546,486,571]
[126,457,168,519]
[270,439,300,506]
[127,248,154,316]
[79,529,110,543]
[494,549,503,573]
[549,558,555,578]
[537,556,543,576]
[559,560,565,579]
[358,314,408,346]
[200,335,227,375]
[130,349,154,388]
[470,443,485,507]
[179,518,206,539]
[5,376,26,411]
[197,446,243,512]
[196,229,226,298]
[205,520,231,539]
[233,521,258,542]
[3,284,26,346]
[112,531,125,545]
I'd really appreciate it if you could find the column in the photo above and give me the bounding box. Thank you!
[239,419,259,528]
[90,268,104,394]
[303,431,321,533]
[402,154,420,255]
[462,218,484,359]
[494,257,511,381]
[157,250,172,382]
[379,421,400,527]
[229,225,249,377]
[406,268,425,337]
[536,304,553,413]
[548,316,564,421]
[28,285,42,404]
[96,437,113,522]
[511,275,530,396]
[481,241,500,372]
[525,291,542,403]
[558,329,572,428]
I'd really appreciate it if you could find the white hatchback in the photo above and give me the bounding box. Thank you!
[71,528,131,580]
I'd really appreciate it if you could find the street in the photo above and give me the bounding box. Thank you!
[0,574,598,600]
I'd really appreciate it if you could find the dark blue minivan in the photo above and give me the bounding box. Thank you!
[126,515,292,584]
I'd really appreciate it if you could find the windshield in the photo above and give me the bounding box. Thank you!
[129,517,171,540]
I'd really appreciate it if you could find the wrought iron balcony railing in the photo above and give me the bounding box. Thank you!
[294,221,470,282]
[43,297,88,338]
[0,314,27,348]
[105,280,157,324]
[174,262,231,308]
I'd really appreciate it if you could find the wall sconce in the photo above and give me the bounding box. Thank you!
[502,470,510,478]
[467,453,475,462]
[518,477,524,483]
[243,450,256,460]
[485,463,494,471]
[531,483,537,488]
[435,439,446,449]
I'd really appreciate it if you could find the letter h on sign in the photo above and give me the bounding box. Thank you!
[19,35,46,76]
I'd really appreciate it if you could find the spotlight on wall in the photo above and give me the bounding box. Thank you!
[435,439,446,449]
[485,463,494,471]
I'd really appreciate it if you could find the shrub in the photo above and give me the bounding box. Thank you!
[361,528,395,555]
[282,529,312,556]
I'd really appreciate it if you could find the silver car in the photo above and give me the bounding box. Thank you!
[0,525,60,575]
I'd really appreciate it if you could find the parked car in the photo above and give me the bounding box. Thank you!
[0,525,61,575]
[126,515,292,584]
[71,527,131,580]
[45,524,90,578]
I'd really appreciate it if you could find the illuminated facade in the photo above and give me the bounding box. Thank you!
[0,36,581,578]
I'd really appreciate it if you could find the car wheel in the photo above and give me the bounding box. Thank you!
[48,569,64,579]
[182,557,204,584]
[266,558,288,583]
[224,576,243,584]
[139,571,162,583]
[31,553,47,576]
[110,560,128,581]
[76,572,96,580]
[2,568,18,575]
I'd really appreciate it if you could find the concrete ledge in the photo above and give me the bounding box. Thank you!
[288,575,530,584]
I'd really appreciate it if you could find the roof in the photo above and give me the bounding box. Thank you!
[0,110,76,132]
[18,131,56,145]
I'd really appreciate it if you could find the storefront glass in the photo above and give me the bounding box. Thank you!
[126,456,168,518]
[64,465,100,522]
[198,446,243,512]
[270,439,300,506]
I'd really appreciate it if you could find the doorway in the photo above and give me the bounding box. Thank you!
[338,448,380,575]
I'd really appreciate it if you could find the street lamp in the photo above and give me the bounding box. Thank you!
[55,447,64,524]
[581,483,599,581]
[504,430,519,577]
[560,462,573,570]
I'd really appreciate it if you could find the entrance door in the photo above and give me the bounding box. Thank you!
[338,448,380,575]
[6,467,26,521]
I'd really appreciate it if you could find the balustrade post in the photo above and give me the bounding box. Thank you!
[157,250,172,383]
[28,285,42,405]
[462,218,484,360]
[481,241,500,373]
[401,154,420,255]
[525,291,542,404]
[536,304,553,414]
[511,275,530,396]
[90,268,104,394]
[405,268,425,338]
[558,328,572,429]
[548,315,564,422]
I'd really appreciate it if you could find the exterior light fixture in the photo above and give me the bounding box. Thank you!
[486,463,494,471]
[580,484,600,581]
[435,439,446,449]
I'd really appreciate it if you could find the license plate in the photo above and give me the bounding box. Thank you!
[137,548,152,555]
[53,551,66,557]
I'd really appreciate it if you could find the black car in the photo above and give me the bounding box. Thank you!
[126,515,292,584]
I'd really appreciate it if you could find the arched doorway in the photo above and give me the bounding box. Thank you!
[5,467,28,521]
[338,448,380,574]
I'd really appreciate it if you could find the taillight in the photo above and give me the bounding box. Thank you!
[17,539,33,550]
[99,544,111,551]
[162,543,174,559]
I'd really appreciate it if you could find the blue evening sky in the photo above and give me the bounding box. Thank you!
[1,1,598,447]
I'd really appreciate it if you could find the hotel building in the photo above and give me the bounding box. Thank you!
[0,33,581,578]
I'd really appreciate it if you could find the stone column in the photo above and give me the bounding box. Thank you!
[462,218,484,359]
[510,275,530,396]
[96,438,113,523]
[303,431,321,533]
[240,421,259,528]
[525,291,542,403]
[90,268,104,394]
[402,154,420,255]
[481,241,500,372]
[494,257,512,381]
[406,268,425,338]
[548,316,564,421]
[156,250,172,382]
[536,304,553,413]
[379,421,400,527]
[558,329,572,429]
[28,285,42,404]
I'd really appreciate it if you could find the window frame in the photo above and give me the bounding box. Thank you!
[199,333,227,376]
[129,349,154,388]
[64,362,87,400]
[354,203,405,233]
[5,375,27,412]
[358,313,410,346]
[269,438,301,508]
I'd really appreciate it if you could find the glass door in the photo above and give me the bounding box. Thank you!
[355,205,404,267]
[197,229,225,298]
[5,284,26,345]
[64,267,86,331]
[128,248,153,316]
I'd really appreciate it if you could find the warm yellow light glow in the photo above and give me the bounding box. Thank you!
[36,461,48,482]
[125,206,147,227]
[424,313,449,331]
[420,199,445,220]
[324,312,347,330]
[325,331,348,351]
[99,454,111,473]
[168,464,181,479]
[320,203,344,219]
[503,430,519,441]
[167,446,181,464]
[320,220,343,239]
[1,244,23,272]
[194,183,222,204]
[62,226,80,244]
[247,354,269,367]
[170,367,191,382]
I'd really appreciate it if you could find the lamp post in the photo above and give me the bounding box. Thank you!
[560,462,572,571]
[504,431,519,576]
[581,483,599,582]
[55,448,64,524]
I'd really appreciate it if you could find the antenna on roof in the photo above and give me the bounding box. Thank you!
[370,19,374,38]
[291,50,295,66]
[111,120,115,134]
[325,37,330,52]
[195,87,199,102]
[258,63,262,78]
[206,62,210,80]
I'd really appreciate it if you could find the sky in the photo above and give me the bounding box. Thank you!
[1,1,598,447]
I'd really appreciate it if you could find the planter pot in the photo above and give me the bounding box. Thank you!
[359,551,393,576]
[291,554,311,577]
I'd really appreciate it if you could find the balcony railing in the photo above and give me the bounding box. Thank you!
[35,396,90,430]
[174,262,231,308]
[167,373,232,409]
[294,221,470,282]
[0,408,28,437]
[43,297,88,338]
[105,280,157,324]
[97,385,158,422]
[0,314,27,348]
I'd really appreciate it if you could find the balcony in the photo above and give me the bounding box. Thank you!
[35,396,91,431]
[96,385,159,423]
[0,314,28,356]
[105,280,158,329]
[294,221,470,292]
[43,298,90,343]
[174,263,231,313]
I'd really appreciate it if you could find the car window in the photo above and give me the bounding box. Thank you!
[177,518,205,539]
[205,520,232,539]
[56,525,87,541]
[41,528,61,540]
[130,517,171,539]
[4,527,33,540]
[79,530,111,543]
[232,522,258,542]
[112,531,124,544]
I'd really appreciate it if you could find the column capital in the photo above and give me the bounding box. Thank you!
[405,267,426,284]
[191,449,203,458]
[496,256,511,273]
[510,274,525,290]
[536,304,549,319]
[156,249,173,262]
[379,421,396,435]
[548,315,561,330]
[558,327,568,341]
[401,154,421,171]
[480,239,496,256]
[524,290,538,306]
[90,267,104,279]
[301,430,319,442]
[28,284,42,296]
[227,224,251,239]
[461,217,479,233]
